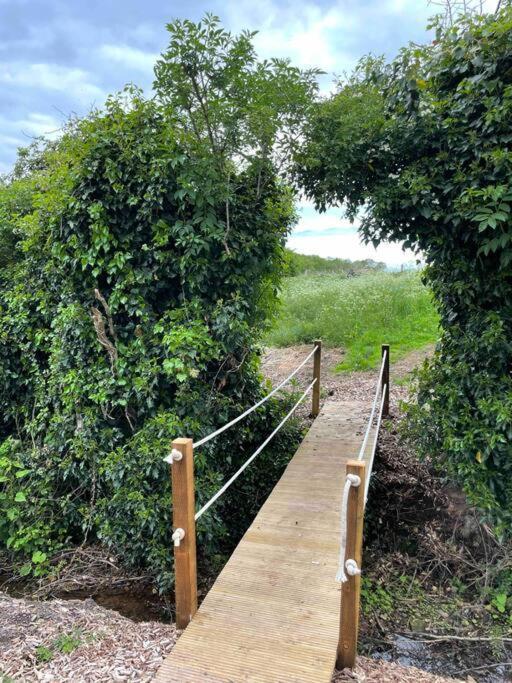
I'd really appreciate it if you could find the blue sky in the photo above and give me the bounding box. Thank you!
[0,0,448,265]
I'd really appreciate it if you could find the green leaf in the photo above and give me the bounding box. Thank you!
[493,593,507,614]
[31,551,47,564]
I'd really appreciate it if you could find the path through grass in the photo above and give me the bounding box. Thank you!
[266,271,439,371]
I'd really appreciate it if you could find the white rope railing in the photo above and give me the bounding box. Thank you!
[356,349,387,462]
[195,378,316,521]
[364,386,387,503]
[194,346,319,449]
[336,352,388,584]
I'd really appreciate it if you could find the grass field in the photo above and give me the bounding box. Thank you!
[267,270,439,371]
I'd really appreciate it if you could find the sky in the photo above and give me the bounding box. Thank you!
[0,0,448,265]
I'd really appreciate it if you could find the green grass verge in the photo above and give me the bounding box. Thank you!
[266,270,439,371]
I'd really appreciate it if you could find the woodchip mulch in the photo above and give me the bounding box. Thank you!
[0,592,176,682]
[333,657,462,682]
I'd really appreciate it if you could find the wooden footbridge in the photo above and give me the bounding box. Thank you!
[156,343,389,683]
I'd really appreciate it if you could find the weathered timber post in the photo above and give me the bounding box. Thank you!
[170,437,198,629]
[381,344,390,417]
[337,459,366,670]
[312,339,322,417]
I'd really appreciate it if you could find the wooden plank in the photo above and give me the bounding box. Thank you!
[336,459,366,669]
[171,437,198,629]
[156,400,370,683]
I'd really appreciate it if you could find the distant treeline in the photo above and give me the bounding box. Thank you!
[284,249,386,276]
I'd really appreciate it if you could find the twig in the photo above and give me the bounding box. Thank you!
[454,661,512,675]
[397,630,512,643]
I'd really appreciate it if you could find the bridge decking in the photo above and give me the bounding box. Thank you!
[156,399,369,683]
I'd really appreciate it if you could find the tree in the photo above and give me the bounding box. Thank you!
[295,6,512,530]
[0,16,316,587]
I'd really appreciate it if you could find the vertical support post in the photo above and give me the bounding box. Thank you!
[170,437,198,629]
[381,344,390,417]
[312,339,322,417]
[337,460,366,670]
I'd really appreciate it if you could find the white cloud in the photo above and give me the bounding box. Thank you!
[252,4,356,73]
[99,44,158,73]
[18,112,62,137]
[291,200,418,266]
[0,112,63,164]
[0,62,105,104]
[223,1,357,80]
[0,133,24,147]
[296,201,358,233]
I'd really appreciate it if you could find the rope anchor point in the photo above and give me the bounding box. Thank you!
[172,528,185,547]
[347,474,361,488]
[164,448,183,464]
[345,559,361,576]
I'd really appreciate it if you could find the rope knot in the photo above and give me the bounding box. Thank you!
[164,448,183,464]
[345,559,361,577]
[346,474,361,487]
[172,528,185,547]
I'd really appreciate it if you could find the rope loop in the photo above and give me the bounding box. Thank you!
[163,449,183,464]
[346,473,361,488]
[335,474,362,583]
[172,528,185,547]
[345,559,361,576]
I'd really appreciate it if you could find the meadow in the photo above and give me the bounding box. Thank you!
[267,270,439,371]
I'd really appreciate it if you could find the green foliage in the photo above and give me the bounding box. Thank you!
[53,630,83,654]
[34,629,84,664]
[295,8,512,527]
[0,16,310,588]
[491,592,508,615]
[283,249,385,276]
[361,576,394,616]
[267,271,438,370]
[35,646,54,663]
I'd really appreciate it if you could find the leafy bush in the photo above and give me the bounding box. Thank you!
[267,271,438,370]
[295,8,512,527]
[0,16,315,588]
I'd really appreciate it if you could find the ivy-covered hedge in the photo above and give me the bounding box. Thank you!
[0,16,317,588]
[295,8,512,531]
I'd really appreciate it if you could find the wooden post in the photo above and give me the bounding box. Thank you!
[381,344,390,417]
[170,437,198,629]
[312,339,322,417]
[337,460,366,670]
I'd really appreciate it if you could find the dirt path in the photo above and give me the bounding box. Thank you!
[261,343,432,410]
